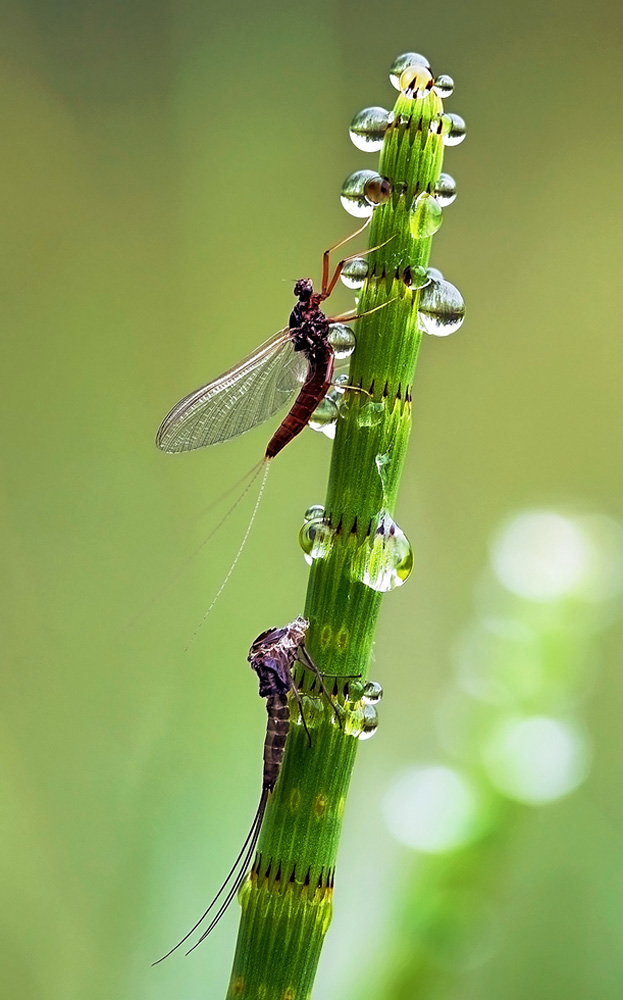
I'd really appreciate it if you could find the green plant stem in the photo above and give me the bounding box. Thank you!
[226,83,447,999]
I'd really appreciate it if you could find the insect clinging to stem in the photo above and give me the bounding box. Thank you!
[153,616,342,963]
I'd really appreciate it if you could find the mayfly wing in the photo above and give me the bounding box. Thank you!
[156,329,309,453]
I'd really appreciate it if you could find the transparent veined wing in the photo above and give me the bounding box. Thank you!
[156,329,309,453]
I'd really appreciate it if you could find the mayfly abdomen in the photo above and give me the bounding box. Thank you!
[262,694,290,791]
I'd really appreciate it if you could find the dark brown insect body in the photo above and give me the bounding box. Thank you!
[154,616,315,963]
[264,279,334,459]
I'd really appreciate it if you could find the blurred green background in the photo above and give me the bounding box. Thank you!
[2,1,622,998]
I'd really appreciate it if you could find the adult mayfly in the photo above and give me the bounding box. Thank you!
[155,222,386,461]
[153,616,339,963]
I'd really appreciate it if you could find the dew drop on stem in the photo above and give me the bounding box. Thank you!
[340,258,369,290]
[433,172,457,207]
[356,511,414,593]
[327,324,356,358]
[430,112,467,146]
[363,680,384,704]
[433,73,455,98]
[349,107,391,152]
[309,396,339,438]
[389,52,431,89]
[418,277,465,336]
[409,191,444,239]
[340,170,392,218]
[399,64,434,100]
[299,511,334,565]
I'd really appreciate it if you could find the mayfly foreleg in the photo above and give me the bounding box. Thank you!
[320,218,371,296]
[296,644,346,728]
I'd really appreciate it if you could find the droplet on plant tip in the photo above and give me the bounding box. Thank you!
[340,170,390,218]
[433,73,454,98]
[363,680,384,704]
[399,65,434,100]
[308,396,339,437]
[359,511,414,592]
[418,277,465,336]
[340,258,369,290]
[327,323,356,359]
[404,264,430,290]
[433,172,457,207]
[358,703,379,740]
[349,106,391,152]
[409,191,443,239]
[389,52,431,90]
[304,504,325,522]
[430,112,466,146]
[298,513,334,565]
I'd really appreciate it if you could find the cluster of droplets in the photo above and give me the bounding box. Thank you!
[308,326,356,439]
[341,679,384,740]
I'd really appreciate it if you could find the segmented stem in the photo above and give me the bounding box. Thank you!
[226,68,456,999]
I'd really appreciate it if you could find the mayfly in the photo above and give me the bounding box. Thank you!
[154,223,391,627]
[153,616,338,963]
[155,222,377,463]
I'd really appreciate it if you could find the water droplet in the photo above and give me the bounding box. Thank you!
[327,323,356,359]
[358,703,379,740]
[363,680,383,704]
[358,400,384,428]
[430,112,466,146]
[308,396,339,438]
[340,170,392,218]
[389,52,431,90]
[433,73,454,98]
[340,258,369,290]
[403,264,431,289]
[418,277,465,336]
[433,172,457,207]
[399,64,434,100]
[298,513,334,565]
[349,106,391,152]
[409,191,444,239]
[327,373,349,399]
[346,678,364,702]
[427,266,444,282]
[357,511,414,592]
[304,504,325,522]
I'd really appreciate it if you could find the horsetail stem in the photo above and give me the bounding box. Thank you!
[225,54,466,1000]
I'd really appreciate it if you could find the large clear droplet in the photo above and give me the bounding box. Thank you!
[430,112,466,146]
[433,74,455,98]
[433,172,457,207]
[327,323,356,359]
[340,258,369,290]
[308,396,339,437]
[399,64,434,100]
[409,191,443,239]
[363,680,384,704]
[358,703,379,740]
[349,106,391,152]
[299,513,334,565]
[389,52,431,90]
[358,511,414,592]
[418,277,465,336]
[427,266,444,282]
[340,170,392,218]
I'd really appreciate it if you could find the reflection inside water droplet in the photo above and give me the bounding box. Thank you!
[298,513,334,565]
[354,510,414,592]
[404,265,431,290]
[433,172,457,207]
[418,277,465,336]
[349,106,391,151]
[358,703,379,740]
[340,170,391,218]
[363,680,384,704]
[327,323,356,359]
[399,64,434,99]
[340,258,369,290]
[430,112,466,146]
[433,73,454,98]
[308,396,339,438]
[389,52,431,90]
[409,191,444,239]
[304,504,325,522]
